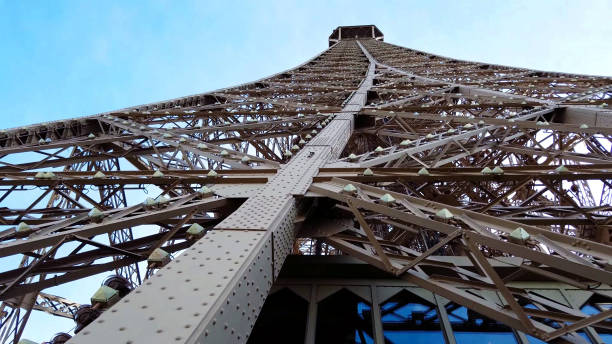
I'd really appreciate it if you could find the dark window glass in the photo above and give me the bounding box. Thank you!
[526,335,547,344]
[247,288,308,344]
[379,289,444,343]
[578,331,593,343]
[600,334,612,343]
[446,303,517,344]
[525,296,612,343]
[524,303,563,330]
[577,298,612,344]
[316,288,374,344]
[453,332,516,344]
[581,304,600,315]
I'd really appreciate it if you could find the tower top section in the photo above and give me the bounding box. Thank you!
[328,25,384,46]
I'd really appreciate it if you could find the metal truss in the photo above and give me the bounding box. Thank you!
[270,255,612,344]
[0,25,610,343]
[3,292,80,319]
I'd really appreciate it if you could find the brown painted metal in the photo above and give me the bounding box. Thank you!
[1,25,611,343]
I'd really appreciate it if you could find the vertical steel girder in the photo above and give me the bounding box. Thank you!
[0,25,611,343]
[65,39,375,344]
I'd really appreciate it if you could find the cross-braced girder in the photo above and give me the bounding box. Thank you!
[0,26,611,344]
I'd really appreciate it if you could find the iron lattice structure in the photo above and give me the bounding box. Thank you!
[0,25,611,344]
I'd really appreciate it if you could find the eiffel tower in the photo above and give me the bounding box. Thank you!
[1,25,611,344]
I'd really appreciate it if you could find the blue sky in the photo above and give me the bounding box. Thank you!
[0,0,611,342]
[1,1,611,130]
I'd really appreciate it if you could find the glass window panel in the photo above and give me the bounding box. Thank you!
[581,304,600,315]
[600,334,612,342]
[524,303,562,329]
[316,288,374,344]
[526,335,547,344]
[380,290,444,344]
[579,297,612,341]
[446,303,517,344]
[454,332,516,344]
[247,288,308,344]
[578,331,593,343]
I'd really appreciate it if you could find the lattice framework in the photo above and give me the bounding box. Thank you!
[0,25,611,344]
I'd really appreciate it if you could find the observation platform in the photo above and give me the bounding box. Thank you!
[328,25,384,46]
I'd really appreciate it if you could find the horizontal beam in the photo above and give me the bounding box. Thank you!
[0,195,228,257]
